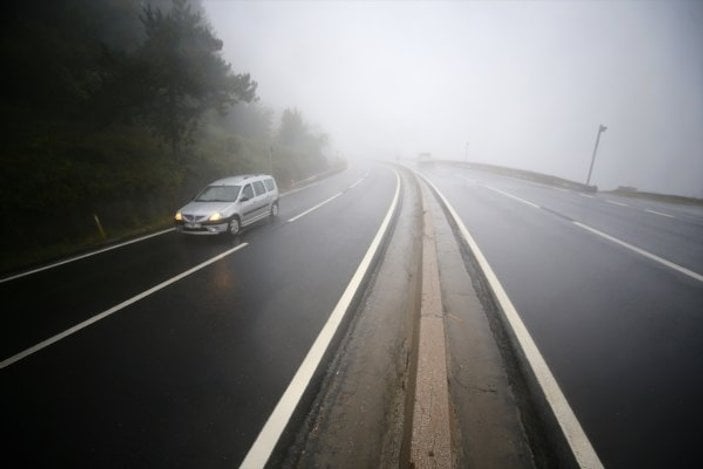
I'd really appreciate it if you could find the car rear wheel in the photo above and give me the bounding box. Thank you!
[228,217,241,236]
[270,202,279,220]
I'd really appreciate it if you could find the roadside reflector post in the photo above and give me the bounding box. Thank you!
[93,213,107,240]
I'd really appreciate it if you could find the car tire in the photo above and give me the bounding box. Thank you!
[270,202,279,220]
[228,217,241,236]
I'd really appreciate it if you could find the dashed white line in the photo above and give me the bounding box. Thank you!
[240,170,401,468]
[288,175,365,222]
[0,243,249,370]
[0,228,176,284]
[416,172,603,469]
[484,185,541,209]
[645,209,675,219]
[279,180,324,198]
[579,193,595,199]
[573,222,702,282]
[348,176,365,190]
[287,192,343,223]
[454,180,696,282]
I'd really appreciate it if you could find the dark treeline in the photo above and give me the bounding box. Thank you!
[0,0,337,271]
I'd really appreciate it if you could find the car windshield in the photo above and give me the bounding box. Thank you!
[195,185,240,202]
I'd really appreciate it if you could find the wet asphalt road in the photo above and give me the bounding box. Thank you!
[418,162,703,468]
[0,164,396,467]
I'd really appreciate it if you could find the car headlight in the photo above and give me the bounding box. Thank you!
[209,212,222,221]
[175,212,182,221]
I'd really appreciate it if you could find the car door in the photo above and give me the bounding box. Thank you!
[252,180,268,219]
[239,183,256,224]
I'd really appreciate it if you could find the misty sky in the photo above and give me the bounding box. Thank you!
[204,1,703,196]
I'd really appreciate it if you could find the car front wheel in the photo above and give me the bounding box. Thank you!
[270,202,279,220]
[228,217,241,236]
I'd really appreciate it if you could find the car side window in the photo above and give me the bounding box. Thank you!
[242,184,254,200]
[264,178,275,192]
[253,181,265,196]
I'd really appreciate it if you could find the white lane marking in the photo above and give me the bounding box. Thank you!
[0,243,249,370]
[484,185,541,209]
[280,168,354,198]
[460,176,478,184]
[0,228,176,284]
[240,170,401,468]
[287,192,343,223]
[554,187,569,192]
[279,180,324,198]
[348,175,366,190]
[573,222,702,282]
[579,193,595,199]
[606,200,628,207]
[416,172,604,469]
[645,209,675,219]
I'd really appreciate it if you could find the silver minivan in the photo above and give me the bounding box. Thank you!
[175,174,279,236]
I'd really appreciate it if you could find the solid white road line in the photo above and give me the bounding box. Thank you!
[0,243,248,370]
[645,209,675,219]
[417,172,604,469]
[0,228,176,284]
[573,222,702,282]
[606,200,629,207]
[239,170,401,468]
[484,185,541,209]
[287,192,343,223]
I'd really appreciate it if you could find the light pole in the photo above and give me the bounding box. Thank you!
[586,124,607,186]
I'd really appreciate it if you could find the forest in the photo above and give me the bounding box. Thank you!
[0,0,339,272]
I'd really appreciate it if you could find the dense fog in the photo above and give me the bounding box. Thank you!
[205,0,703,197]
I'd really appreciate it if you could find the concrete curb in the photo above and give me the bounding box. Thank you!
[409,181,454,468]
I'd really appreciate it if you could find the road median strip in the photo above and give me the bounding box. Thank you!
[409,181,454,467]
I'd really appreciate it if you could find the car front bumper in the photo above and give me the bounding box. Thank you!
[175,221,229,235]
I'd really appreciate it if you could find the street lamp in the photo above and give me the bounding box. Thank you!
[586,124,607,186]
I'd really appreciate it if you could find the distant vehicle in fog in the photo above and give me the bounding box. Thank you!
[175,174,279,236]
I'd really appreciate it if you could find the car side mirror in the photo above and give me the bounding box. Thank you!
[240,196,249,202]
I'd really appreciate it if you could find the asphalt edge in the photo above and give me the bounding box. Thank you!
[239,167,403,468]
[414,169,604,469]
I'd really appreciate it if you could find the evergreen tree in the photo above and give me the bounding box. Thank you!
[137,0,257,158]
